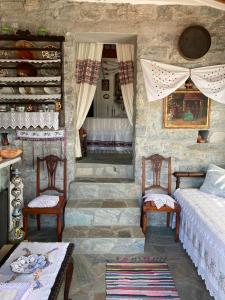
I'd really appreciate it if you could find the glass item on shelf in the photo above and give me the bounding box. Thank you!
[37,26,48,36]
[42,45,60,59]
[55,101,61,112]
[16,62,37,77]
[1,24,12,34]
[0,105,7,112]
[26,104,33,112]
[15,40,35,59]
[16,106,25,112]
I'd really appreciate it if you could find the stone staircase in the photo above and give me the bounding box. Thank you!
[62,161,145,254]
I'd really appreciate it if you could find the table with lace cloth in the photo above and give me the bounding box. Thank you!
[0,242,74,300]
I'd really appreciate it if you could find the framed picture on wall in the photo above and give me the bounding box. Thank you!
[164,90,211,128]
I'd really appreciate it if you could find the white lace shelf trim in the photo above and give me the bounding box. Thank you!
[0,59,60,63]
[0,94,61,100]
[0,76,60,82]
[0,112,59,130]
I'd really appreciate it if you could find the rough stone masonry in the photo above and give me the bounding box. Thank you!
[1,1,225,202]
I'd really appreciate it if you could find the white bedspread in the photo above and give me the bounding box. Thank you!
[174,188,225,300]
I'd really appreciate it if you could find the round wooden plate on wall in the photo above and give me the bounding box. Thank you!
[178,25,211,60]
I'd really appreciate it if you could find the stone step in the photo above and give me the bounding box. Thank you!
[65,199,140,226]
[75,162,133,179]
[62,226,145,254]
[69,179,137,200]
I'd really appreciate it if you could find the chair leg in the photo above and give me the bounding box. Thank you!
[142,211,148,235]
[57,214,62,242]
[23,214,28,240]
[36,215,41,231]
[166,212,170,227]
[175,212,180,242]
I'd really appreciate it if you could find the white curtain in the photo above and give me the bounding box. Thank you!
[74,43,103,157]
[141,59,225,104]
[116,44,134,126]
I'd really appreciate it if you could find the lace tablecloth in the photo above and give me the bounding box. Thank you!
[83,117,132,152]
[0,112,59,130]
[174,188,225,300]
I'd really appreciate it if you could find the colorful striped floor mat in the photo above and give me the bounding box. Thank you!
[106,262,180,299]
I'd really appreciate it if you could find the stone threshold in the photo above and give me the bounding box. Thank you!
[66,198,138,208]
[74,177,134,183]
[63,225,144,238]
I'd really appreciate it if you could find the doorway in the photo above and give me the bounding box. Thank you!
[80,44,133,164]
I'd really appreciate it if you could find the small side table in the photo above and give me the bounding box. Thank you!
[142,201,181,242]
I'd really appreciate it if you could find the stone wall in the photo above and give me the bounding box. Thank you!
[1,1,225,201]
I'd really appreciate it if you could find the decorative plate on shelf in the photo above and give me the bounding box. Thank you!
[0,68,8,77]
[19,87,32,95]
[0,50,9,59]
[30,87,44,94]
[16,62,37,77]
[40,63,59,76]
[0,86,15,94]
[44,82,60,94]
[15,40,36,60]
[42,45,60,60]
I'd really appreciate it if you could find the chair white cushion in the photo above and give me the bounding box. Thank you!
[143,193,175,209]
[28,195,59,208]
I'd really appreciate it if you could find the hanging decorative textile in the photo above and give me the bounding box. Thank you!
[141,59,225,104]
[16,129,67,168]
[141,59,189,101]
[116,44,134,126]
[16,129,65,141]
[191,64,225,104]
[74,42,103,157]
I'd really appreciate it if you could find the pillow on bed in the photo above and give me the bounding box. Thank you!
[200,164,225,197]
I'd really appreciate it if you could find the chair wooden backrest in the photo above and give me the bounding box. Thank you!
[142,154,172,197]
[36,155,67,199]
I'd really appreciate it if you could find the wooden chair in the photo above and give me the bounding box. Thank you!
[22,155,67,242]
[141,154,180,242]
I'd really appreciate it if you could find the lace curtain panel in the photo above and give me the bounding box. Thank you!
[74,42,103,157]
[141,59,225,104]
[0,112,59,129]
[116,43,134,126]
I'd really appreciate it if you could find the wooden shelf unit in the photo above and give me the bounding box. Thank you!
[0,34,65,127]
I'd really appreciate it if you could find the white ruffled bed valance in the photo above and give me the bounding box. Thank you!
[141,59,225,104]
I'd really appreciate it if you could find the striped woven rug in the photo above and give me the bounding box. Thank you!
[106,262,180,299]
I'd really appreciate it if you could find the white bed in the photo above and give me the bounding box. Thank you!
[174,188,225,300]
[83,117,132,152]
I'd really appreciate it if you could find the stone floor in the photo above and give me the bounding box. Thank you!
[27,225,213,300]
